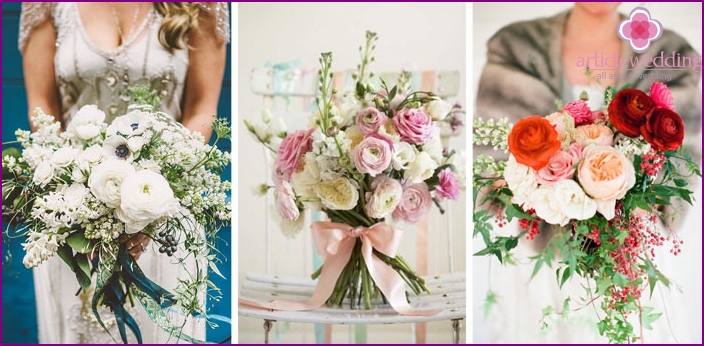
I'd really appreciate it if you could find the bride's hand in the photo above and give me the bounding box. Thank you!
[124,233,151,260]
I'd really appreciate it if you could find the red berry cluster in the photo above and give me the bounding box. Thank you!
[494,207,508,227]
[584,227,601,246]
[640,151,666,177]
[518,208,540,240]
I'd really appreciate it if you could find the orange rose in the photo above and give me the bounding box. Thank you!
[607,89,655,137]
[507,116,561,170]
[640,107,684,152]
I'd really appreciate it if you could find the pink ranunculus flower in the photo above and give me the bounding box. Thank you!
[650,82,674,110]
[562,100,594,125]
[578,146,636,220]
[435,168,460,201]
[274,180,299,221]
[393,182,432,224]
[575,124,614,147]
[535,151,576,185]
[393,108,433,144]
[275,129,314,182]
[356,107,388,135]
[353,135,392,176]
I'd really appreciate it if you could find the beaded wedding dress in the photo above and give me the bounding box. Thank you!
[19,3,229,343]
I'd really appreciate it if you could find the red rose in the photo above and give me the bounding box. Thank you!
[640,107,684,152]
[608,89,656,137]
[507,116,561,171]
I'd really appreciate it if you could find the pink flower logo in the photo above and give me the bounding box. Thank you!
[618,7,663,53]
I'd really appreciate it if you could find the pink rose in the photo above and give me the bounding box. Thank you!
[393,108,433,144]
[562,100,594,125]
[275,129,313,182]
[575,124,614,147]
[353,135,392,176]
[577,146,636,220]
[393,182,432,224]
[535,151,576,185]
[274,181,299,221]
[649,82,674,111]
[567,143,583,162]
[356,107,388,135]
[435,168,460,201]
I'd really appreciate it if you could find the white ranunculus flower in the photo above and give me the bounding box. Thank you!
[392,142,417,170]
[80,145,104,164]
[446,151,467,189]
[364,175,403,219]
[503,155,537,209]
[103,136,134,162]
[426,99,453,121]
[553,179,597,221]
[50,147,78,168]
[422,127,443,163]
[88,160,136,208]
[313,177,359,211]
[67,105,105,140]
[33,161,54,187]
[107,110,151,137]
[291,157,321,197]
[127,136,145,152]
[63,183,88,210]
[71,159,90,183]
[404,151,438,183]
[531,185,569,226]
[272,206,306,238]
[116,170,179,234]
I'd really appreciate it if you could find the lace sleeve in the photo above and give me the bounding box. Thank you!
[18,2,54,53]
[196,2,230,43]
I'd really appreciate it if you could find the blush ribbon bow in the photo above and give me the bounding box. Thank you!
[239,221,440,316]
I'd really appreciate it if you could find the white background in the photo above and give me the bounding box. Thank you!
[237,3,467,343]
[472,2,702,343]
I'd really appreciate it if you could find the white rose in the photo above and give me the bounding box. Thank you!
[107,110,151,137]
[426,99,453,121]
[364,175,403,219]
[88,160,136,208]
[33,161,54,187]
[553,179,597,221]
[313,177,359,211]
[422,127,443,163]
[71,159,90,183]
[291,157,321,201]
[116,170,179,234]
[404,151,438,183]
[531,185,569,226]
[63,183,88,210]
[50,147,78,168]
[503,155,537,209]
[80,145,104,164]
[392,142,417,170]
[67,105,105,140]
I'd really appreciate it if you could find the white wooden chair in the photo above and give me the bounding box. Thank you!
[239,63,465,344]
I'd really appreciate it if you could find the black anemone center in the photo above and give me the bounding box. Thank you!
[130,123,139,130]
[115,144,129,158]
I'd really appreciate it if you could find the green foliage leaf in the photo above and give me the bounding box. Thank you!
[66,232,93,254]
[505,203,531,222]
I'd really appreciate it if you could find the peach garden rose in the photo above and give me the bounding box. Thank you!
[577,145,636,220]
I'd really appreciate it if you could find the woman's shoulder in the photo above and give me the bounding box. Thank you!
[194,2,230,43]
[653,29,700,55]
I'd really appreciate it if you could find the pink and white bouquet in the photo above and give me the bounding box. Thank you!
[244,32,465,312]
[473,83,700,343]
[2,103,231,343]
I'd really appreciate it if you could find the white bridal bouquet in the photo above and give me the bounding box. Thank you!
[2,103,231,343]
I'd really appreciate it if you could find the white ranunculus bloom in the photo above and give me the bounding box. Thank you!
[531,185,569,226]
[80,145,104,164]
[50,147,78,168]
[364,175,403,219]
[127,136,146,152]
[71,160,90,183]
[313,177,359,211]
[291,156,321,199]
[422,127,443,163]
[107,110,151,137]
[88,160,136,208]
[503,155,537,209]
[63,183,89,210]
[67,105,106,140]
[33,161,54,187]
[553,179,597,221]
[392,142,417,171]
[116,170,179,234]
[426,99,453,121]
[404,151,438,183]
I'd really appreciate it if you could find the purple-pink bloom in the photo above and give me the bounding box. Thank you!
[562,100,594,125]
[435,168,460,201]
[649,82,674,111]
[356,107,388,135]
[274,129,313,183]
[393,182,432,224]
[393,108,433,144]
